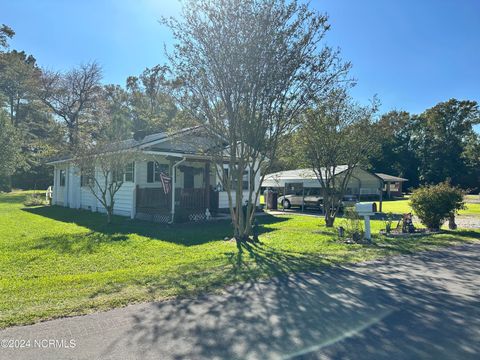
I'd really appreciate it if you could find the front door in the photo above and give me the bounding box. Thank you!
[183,167,194,189]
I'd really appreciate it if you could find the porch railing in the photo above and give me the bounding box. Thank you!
[136,186,219,215]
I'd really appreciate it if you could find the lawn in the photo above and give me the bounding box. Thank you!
[376,198,480,216]
[0,191,479,328]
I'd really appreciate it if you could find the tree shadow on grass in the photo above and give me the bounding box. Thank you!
[32,232,129,255]
[22,206,287,246]
[442,229,480,239]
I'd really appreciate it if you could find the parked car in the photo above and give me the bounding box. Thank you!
[278,190,358,212]
[278,188,323,209]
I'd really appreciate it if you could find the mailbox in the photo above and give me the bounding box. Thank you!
[355,202,377,216]
[354,202,377,242]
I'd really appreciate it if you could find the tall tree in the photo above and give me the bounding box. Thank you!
[268,131,310,173]
[415,99,480,188]
[462,132,480,192]
[0,50,41,125]
[0,28,58,190]
[39,62,102,150]
[0,110,24,191]
[103,84,133,139]
[0,24,14,49]
[370,110,421,188]
[126,65,180,135]
[301,90,379,227]
[165,0,350,241]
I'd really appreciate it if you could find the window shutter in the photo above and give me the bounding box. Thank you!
[147,161,154,183]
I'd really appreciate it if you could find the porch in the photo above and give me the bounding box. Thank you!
[135,186,220,223]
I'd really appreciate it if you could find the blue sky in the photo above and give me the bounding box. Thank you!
[2,0,480,119]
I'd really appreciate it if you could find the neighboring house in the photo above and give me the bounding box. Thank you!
[375,173,408,198]
[263,166,384,199]
[48,127,261,223]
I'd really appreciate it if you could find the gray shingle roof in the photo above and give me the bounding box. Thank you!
[375,173,408,182]
[46,126,203,164]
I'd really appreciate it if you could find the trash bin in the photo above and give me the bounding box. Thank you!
[264,189,278,210]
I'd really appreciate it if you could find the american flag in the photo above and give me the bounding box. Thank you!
[160,172,172,194]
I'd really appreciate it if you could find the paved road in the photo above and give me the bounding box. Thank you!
[1,244,480,360]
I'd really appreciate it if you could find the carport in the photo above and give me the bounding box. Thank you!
[262,166,385,211]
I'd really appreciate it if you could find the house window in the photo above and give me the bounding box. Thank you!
[154,162,169,182]
[59,169,66,187]
[112,162,135,183]
[124,162,135,182]
[147,161,169,183]
[81,167,94,187]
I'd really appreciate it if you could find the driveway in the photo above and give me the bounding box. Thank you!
[1,244,479,360]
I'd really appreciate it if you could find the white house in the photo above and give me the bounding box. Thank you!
[48,127,261,223]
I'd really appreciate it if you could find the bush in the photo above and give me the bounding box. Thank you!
[409,182,465,230]
[23,193,47,207]
[340,206,364,241]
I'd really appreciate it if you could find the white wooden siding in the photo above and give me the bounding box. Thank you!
[219,190,260,209]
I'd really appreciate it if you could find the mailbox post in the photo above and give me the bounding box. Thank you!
[354,202,377,241]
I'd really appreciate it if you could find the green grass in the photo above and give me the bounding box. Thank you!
[0,191,479,329]
[376,199,412,214]
[461,202,480,215]
[376,198,480,216]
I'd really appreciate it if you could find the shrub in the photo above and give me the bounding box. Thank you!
[340,206,364,241]
[384,212,394,233]
[409,182,465,231]
[23,193,47,207]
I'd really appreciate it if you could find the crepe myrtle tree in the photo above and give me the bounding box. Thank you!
[74,150,138,224]
[73,97,138,224]
[301,90,380,227]
[164,0,351,242]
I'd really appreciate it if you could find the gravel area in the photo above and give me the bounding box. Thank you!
[454,215,480,229]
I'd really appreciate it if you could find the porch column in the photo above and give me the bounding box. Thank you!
[52,168,57,205]
[379,186,383,212]
[205,162,211,209]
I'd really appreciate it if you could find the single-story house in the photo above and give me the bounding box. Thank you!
[263,166,383,198]
[48,127,261,223]
[375,173,408,198]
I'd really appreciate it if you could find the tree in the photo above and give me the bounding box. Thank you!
[126,65,182,135]
[73,106,138,224]
[0,50,41,125]
[0,28,59,190]
[410,182,465,231]
[415,99,480,189]
[301,90,379,227]
[0,110,23,191]
[268,131,310,173]
[462,132,480,193]
[370,110,421,188]
[164,0,350,241]
[0,24,14,49]
[103,84,133,139]
[39,62,102,150]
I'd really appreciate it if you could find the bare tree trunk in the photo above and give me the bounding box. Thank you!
[325,210,335,227]
[448,213,457,230]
